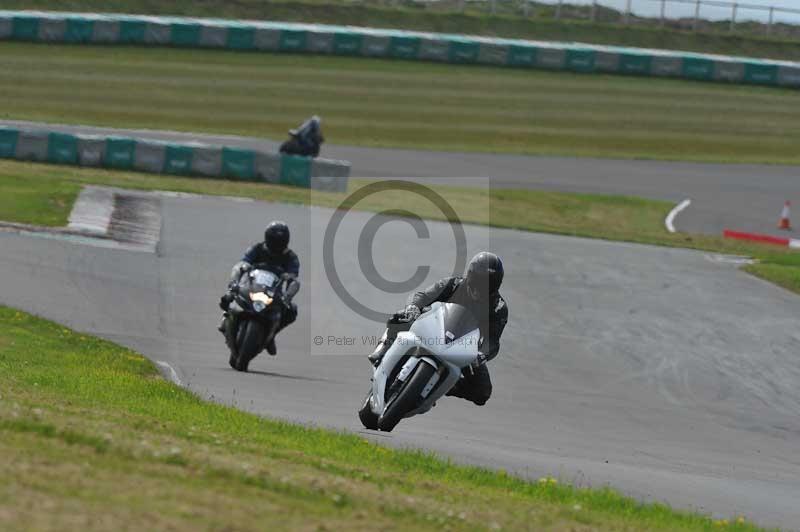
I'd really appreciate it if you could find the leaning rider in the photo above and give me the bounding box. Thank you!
[291,115,324,156]
[369,252,508,406]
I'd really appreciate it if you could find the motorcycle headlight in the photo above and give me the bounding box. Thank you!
[250,292,272,313]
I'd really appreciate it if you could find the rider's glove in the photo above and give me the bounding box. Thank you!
[404,304,421,321]
[219,292,233,311]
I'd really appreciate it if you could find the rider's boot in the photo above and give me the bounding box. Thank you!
[446,376,465,398]
[266,336,277,356]
[217,312,228,334]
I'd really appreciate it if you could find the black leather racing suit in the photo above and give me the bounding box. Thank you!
[408,276,508,406]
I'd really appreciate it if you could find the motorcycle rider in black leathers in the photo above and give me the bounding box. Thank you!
[280,115,324,158]
[218,221,300,356]
[369,252,507,406]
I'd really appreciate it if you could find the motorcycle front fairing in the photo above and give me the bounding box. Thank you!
[230,269,282,319]
[369,302,480,419]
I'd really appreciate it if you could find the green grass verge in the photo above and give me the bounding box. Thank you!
[0,306,762,530]
[745,263,800,293]
[744,252,800,294]
[1,158,798,296]
[0,172,80,226]
[2,43,800,164]
[9,0,800,61]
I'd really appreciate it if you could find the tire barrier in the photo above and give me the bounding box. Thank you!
[1,11,799,88]
[0,125,350,192]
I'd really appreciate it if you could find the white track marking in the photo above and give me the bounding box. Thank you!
[703,254,755,266]
[156,361,182,386]
[665,199,691,233]
[790,239,800,249]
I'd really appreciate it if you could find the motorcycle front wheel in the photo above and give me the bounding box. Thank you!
[377,362,436,432]
[234,319,265,372]
[358,390,379,430]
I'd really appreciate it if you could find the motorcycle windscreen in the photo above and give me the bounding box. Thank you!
[441,302,480,345]
[249,269,280,293]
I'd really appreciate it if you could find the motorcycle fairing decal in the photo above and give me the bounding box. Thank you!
[396,357,420,382]
[420,370,441,398]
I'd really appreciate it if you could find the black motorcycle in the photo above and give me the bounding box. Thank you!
[223,266,287,372]
[279,116,324,158]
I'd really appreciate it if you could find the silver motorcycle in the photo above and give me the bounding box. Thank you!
[359,302,481,432]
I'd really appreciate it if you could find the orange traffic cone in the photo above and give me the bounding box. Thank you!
[778,201,792,230]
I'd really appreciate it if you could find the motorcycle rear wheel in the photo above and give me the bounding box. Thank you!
[377,362,436,432]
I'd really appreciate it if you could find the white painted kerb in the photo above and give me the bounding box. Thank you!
[665,199,692,233]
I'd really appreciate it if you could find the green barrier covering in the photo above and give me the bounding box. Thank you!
[449,40,479,63]
[64,18,94,43]
[389,36,420,59]
[279,155,312,187]
[227,26,255,50]
[566,49,596,73]
[163,145,194,175]
[47,132,78,164]
[682,57,714,80]
[279,29,306,52]
[0,125,348,190]
[119,20,146,43]
[12,16,39,40]
[106,138,136,169]
[171,22,201,47]
[744,63,778,84]
[333,32,362,55]
[619,54,652,75]
[221,147,256,180]
[0,129,18,158]
[1,11,797,89]
[508,45,537,67]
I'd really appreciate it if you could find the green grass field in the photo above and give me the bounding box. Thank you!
[0,306,761,531]
[2,42,800,164]
[1,159,798,294]
[9,0,800,61]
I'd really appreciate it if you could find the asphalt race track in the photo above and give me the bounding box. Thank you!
[3,119,799,237]
[2,193,800,529]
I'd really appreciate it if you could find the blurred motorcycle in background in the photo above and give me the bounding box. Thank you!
[279,115,324,158]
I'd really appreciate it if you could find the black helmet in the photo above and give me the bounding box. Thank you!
[264,221,290,254]
[465,252,504,301]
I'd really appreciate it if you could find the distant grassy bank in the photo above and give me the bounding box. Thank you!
[0,306,763,530]
[2,43,799,164]
[7,0,800,61]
